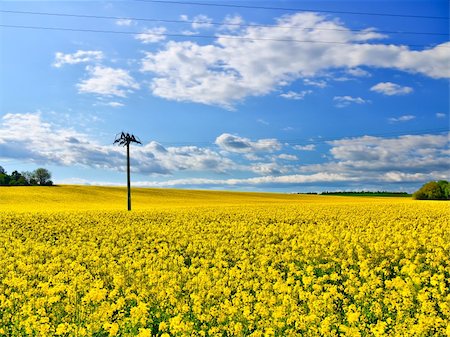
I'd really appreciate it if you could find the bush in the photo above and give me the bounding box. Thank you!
[413,180,449,200]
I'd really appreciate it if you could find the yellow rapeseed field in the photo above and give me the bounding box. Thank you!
[0,186,449,336]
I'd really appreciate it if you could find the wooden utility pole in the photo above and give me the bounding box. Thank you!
[114,132,141,211]
[126,141,131,211]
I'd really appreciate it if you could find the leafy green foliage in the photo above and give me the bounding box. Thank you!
[0,167,53,186]
[413,180,450,200]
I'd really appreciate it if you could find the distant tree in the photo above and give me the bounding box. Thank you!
[0,167,53,186]
[16,176,28,186]
[22,171,37,185]
[413,180,449,200]
[10,170,21,181]
[0,172,9,186]
[0,166,9,185]
[34,168,52,185]
[9,171,27,186]
[444,184,450,200]
[437,180,450,199]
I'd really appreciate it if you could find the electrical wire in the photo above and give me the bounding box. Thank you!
[0,9,447,37]
[151,128,450,147]
[1,24,448,49]
[132,0,450,20]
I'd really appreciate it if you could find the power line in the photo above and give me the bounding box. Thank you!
[0,9,447,37]
[152,128,450,147]
[132,0,450,20]
[1,24,448,49]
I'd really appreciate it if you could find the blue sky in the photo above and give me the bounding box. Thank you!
[0,0,448,192]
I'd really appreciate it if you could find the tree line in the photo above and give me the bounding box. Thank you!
[321,191,409,196]
[0,166,53,186]
[413,180,449,200]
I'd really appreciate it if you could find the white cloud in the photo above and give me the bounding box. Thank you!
[278,154,298,161]
[181,30,198,36]
[324,134,449,174]
[116,19,134,26]
[257,118,269,125]
[141,40,241,109]
[0,113,234,175]
[388,115,416,123]
[250,162,292,175]
[2,113,447,189]
[303,78,327,88]
[436,112,447,119]
[128,172,357,188]
[346,67,371,77]
[77,66,139,97]
[135,27,167,44]
[138,142,235,173]
[53,50,104,68]
[106,101,124,107]
[192,15,213,29]
[221,15,244,31]
[280,133,450,189]
[371,82,413,96]
[178,14,214,30]
[140,12,449,108]
[243,153,263,161]
[280,90,312,100]
[215,133,282,153]
[94,101,125,108]
[293,144,316,151]
[333,96,368,108]
[0,112,106,166]
[69,168,449,189]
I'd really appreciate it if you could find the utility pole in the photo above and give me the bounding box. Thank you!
[114,132,141,211]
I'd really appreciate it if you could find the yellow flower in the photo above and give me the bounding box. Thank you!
[159,321,169,331]
[137,328,151,337]
[0,187,448,335]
